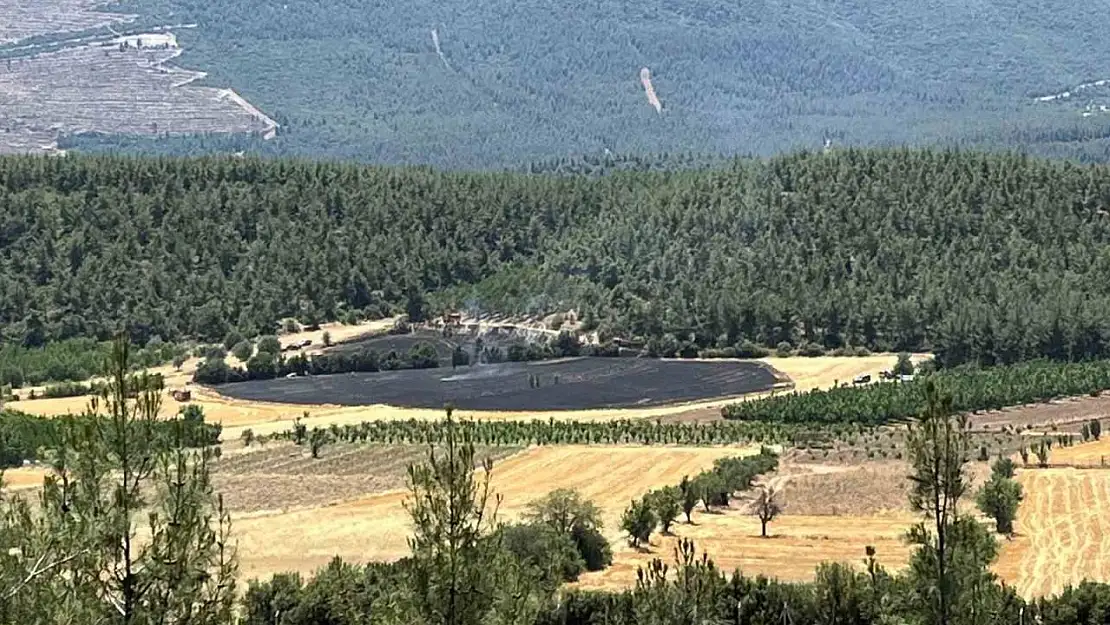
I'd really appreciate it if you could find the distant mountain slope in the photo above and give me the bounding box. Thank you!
[83,0,1110,166]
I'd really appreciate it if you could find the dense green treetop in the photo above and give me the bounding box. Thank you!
[2,149,1110,366]
[57,0,1110,166]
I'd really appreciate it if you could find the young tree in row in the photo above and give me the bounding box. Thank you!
[621,498,657,548]
[753,485,782,538]
[647,487,682,535]
[679,475,699,523]
[976,457,1024,535]
[1034,440,1051,468]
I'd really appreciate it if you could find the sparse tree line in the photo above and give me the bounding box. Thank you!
[193,343,440,385]
[7,151,1110,368]
[621,448,780,548]
[723,358,1110,426]
[274,415,821,451]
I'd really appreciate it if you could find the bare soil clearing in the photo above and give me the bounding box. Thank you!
[966,393,1110,432]
[0,44,274,153]
[229,445,754,580]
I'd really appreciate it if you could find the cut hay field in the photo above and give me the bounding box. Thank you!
[228,445,755,580]
[995,467,1110,599]
[0,467,49,491]
[577,459,920,589]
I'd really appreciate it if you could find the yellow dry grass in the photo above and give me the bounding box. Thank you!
[230,445,756,581]
[0,467,48,491]
[756,353,931,394]
[576,506,918,590]
[994,468,1110,599]
[1043,437,1110,466]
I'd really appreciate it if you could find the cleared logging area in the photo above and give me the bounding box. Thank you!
[0,44,273,153]
[0,0,134,45]
[215,358,779,410]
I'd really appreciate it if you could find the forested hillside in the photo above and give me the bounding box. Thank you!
[3,149,1110,365]
[66,0,1110,166]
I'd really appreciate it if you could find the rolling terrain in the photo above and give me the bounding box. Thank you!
[54,0,1110,165]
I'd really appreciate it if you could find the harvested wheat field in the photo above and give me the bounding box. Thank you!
[576,460,920,589]
[757,354,931,394]
[994,468,1110,599]
[213,441,520,513]
[230,445,754,580]
[0,467,49,491]
[576,507,918,590]
[575,458,1006,591]
[1039,436,1110,466]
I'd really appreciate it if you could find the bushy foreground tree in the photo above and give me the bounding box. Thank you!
[0,337,236,624]
[976,457,1024,535]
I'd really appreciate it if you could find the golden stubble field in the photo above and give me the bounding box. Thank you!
[229,445,757,581]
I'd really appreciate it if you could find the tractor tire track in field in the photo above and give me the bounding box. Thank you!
[996,469,1110,599]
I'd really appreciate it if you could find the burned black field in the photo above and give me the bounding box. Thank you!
[215,358,779,411]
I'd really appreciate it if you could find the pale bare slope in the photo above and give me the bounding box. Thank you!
[0,45,274,153]
[0,0,134,45]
